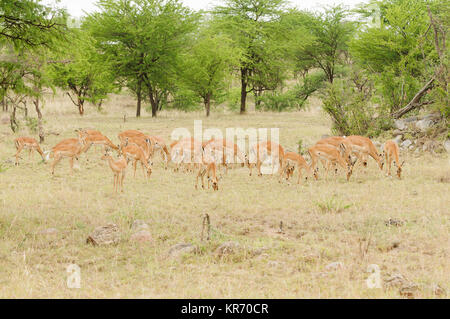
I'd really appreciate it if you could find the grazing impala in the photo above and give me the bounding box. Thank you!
[119,138,152,179]
[344,136,384,171]
[281,151,311,184]
[203,138,247,172]
[195,144,220,191]
[14,137,45,165]
[76,129,118,153]
[148,135,170,169]
[308,144,353,181]
[170,137,202,172]
[101,153,127,193]
[384,140,404,179]
[118,130,147,144]
[248,141,285,177]
[46,138,91,175]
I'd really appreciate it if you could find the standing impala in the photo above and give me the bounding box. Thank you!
[46,138,91,175]
[13,137,45,165]
[308,144,353,181]
[170,137,202,172]
[203,138,247,173]
[383,140,404,179]
[281,151,311,184]
[195,143,220,191]
[119,138,152,179]
[101,153,127,193]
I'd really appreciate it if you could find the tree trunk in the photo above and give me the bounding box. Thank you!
[136,78,142,117]
[33,97,44,143]
[205,94,211,117]
[78,100,84,116]
[148,85,158,118]
[10,105,18,133]
[392,77,435,119]
[240,67,248,114]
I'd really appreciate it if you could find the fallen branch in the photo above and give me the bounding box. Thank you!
[392,77,435,119]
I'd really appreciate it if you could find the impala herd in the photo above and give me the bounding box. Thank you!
[12,129,405,193]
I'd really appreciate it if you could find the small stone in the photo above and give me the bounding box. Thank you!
[394,119,407,130]
[325,261,344,271]
[131,219,149,231]
[401,139,412,149]
[215,241,240,257]
[168,243,197,258]
[393,135,403,145]
[431,284,446,296]
[86,223,120,246]
[384,273,407,288]
[415,119,434,131]
[38,228,59,235]
[130,230,152,243]
[385,218,404,227]
[444,140,450,153]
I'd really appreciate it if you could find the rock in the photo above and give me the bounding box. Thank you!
[384,218,404,227]
[1,115,10,125]
[168,243,197,258]
[400,139,412,149]
[415,119,434,131]
[404,115,419,123]
[422,113,440,121]
[394,119,407,130]
[384,273,408,288]
[37,228,59,235]
[86,223,120,246]
[325,261,344,271]
[392,129,403,136]
[215,241,240,257]
[399,283,419,298]
[444,140,450,153]
[130,230,152,243]
[131,219,149,231]
[430,284,446,296]
[393,135,403,145]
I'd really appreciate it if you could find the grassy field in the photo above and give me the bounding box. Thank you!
[0,93,448,298]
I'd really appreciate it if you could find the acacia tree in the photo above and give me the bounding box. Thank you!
[87,0,197,117]
[49,28,116,115]
[285,6,355,84]
[181,27,239,116]
[213,0,288,114]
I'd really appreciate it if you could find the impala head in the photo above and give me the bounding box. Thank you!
[396,160,405,179]
[208,176,219,191]
[285,162,295,180]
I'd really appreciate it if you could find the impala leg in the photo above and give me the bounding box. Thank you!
[14,144,24,165]
[121,171,125,192]
[297,167,302,184]
[69,157,74,174]
[133,160,137,178]
[51,155,62,175]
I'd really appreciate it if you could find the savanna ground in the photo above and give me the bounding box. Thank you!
[0,92,448,298]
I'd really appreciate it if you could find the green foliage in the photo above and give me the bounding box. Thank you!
[322,79,392,137]
[25,117,39,133]
[314,196,352,214]
[297,138,305,155]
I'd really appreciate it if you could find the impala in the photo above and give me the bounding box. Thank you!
[248,141,285,177]
[76,129,118,153]
[308,144,353,181]
[170,137,202,172]
[148,135,170,169]
[203,138,247,172]
[119,138,152,179]
[101,153,127,193]
[46,138,91,175]
[13,137,45,165]
[195,144,220,191]
[383,140,404,179]
[344,135,384,171]
[281,151,311,184]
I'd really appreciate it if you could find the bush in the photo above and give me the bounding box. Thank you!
[321,79,392,137]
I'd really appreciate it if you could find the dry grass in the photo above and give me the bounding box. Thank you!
[0,92,448,298]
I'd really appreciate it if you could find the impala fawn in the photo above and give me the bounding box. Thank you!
[384,140,404,179]
[14,137,45,165]
[101,153,127,193]
[281,151,311,184]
